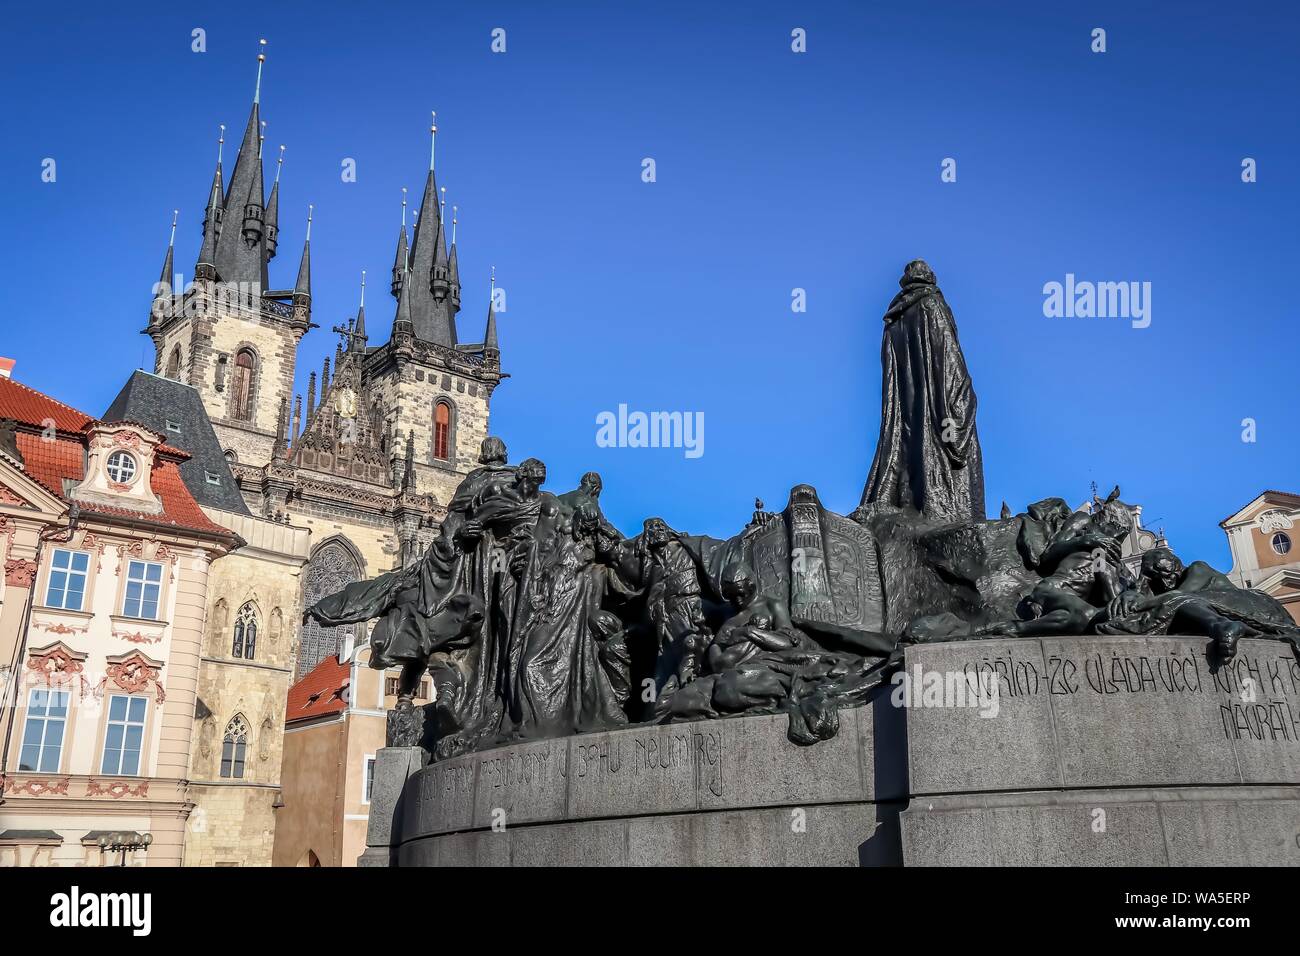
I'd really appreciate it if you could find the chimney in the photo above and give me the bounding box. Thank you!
[0,358,15,379]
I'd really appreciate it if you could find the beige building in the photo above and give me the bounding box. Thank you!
[0,371,239,866]
[1220,490,1300,626]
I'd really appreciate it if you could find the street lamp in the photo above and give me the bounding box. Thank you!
[97,830,153,867]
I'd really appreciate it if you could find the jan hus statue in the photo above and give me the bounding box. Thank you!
[858,259,985,524]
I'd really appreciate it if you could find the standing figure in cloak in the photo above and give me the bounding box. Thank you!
[858,259,985,524]
[640,517,710,713]
[511,502,629,736]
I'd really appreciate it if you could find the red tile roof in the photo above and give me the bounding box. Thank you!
[0,376,233,540]
[285,655,352,722]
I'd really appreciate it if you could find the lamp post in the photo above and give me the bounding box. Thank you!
[97,831,153,867]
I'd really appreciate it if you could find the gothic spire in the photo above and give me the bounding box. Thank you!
[196,127,224,278]
[158,210,178,292]
[401,112,456,346]
[265,145,284,260]
[391,187,409,299]
[483,267,500,356]
[448,205,460,313]
[294,205,312,299]
[213,40,269,288]
[354,271,368,347]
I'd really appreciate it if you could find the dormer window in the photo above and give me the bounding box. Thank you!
[165,420,181,434]
[205,472,221,486]
[106,451,137,485]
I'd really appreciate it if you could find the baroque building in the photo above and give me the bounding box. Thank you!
[0,369,239,866]
[1220,490,1300,625]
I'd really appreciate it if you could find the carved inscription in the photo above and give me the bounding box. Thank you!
[573,728,724,797]
[955,643,1300,744]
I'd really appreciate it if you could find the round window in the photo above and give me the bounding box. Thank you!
[1272,532,1292,556]
[106,451,137,484]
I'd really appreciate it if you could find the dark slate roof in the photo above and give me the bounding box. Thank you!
[103,371,251,515]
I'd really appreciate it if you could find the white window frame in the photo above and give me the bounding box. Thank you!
[106,450,137,484]
[101,693,148,776]
[45,548,90,610]
[362,754,376,804]
[19,688,70,773]
[122,559,163,619]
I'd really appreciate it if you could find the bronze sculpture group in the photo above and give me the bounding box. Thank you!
[307,260,1300,757]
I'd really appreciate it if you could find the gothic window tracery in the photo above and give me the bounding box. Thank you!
[232,602,258,660]
[297,540,362,679]
[220,714,249,779]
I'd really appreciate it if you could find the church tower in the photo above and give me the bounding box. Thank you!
[364,113,505,509]
[146,41,311,469]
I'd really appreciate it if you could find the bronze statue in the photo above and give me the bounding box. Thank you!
[301,265,1299,762]
[858,259,985,524]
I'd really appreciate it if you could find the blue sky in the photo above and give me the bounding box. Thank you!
[1,0,1296,566]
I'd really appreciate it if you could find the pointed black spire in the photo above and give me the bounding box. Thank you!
[196,127,224,279]
[294,205,312,298]
[158,210,177,292]
[448,204,461,314]
[483,267,500,360]
[391,188,409,299]
[265,145,283,260]
[213,40,268,289]
[353,271,368,349]
[401,113,457,346]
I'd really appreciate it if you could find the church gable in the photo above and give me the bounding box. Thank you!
[290,351,391,488]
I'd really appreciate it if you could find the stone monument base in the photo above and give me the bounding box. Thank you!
[362,637,1300,866]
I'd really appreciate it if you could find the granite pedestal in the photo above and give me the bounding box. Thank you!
[362,637,1300,866]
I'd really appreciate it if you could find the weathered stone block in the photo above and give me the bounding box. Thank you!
[472,736,568,829]
[904,638,1060,794]
[365,747,428,849]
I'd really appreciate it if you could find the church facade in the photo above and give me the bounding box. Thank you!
[137,54,503,864]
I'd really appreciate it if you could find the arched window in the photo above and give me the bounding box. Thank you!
[231,349,256,422]
[232,603,258,660]
[433,401,452,461]
[298,539,363,680]
[220,714,249,778]
[166,346,182,380]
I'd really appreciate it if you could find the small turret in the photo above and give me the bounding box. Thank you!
[265,145,284,259]
[391,188,409,299]
[292,205,312,326]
